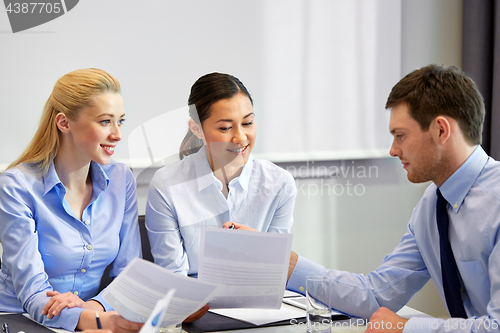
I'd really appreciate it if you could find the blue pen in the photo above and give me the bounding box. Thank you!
[2,322,10,333]
[95,311,102,329]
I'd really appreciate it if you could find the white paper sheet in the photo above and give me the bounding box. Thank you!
[209,303,305,326]
[103,258,221,326]
[198,229,293,309]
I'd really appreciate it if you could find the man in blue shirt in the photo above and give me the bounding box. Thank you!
[287,64,500,333]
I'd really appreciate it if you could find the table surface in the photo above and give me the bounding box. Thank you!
[190,306,431,333]
[2,305,431,333]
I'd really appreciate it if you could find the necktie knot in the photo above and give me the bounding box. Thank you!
[436,188,448,209]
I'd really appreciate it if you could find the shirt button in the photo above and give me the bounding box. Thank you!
[454,204,458,209]
[84,220,90,225]
[81,269,86,273]
[87,244,93,250]
[299,286,304,292]
[73,291,79,296]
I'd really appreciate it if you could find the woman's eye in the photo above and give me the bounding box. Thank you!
[243,121,254,126]
[118,118,126,125]
[100,120,111,125]
[219,127,231,131]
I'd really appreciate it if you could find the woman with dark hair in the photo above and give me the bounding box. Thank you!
[0,69,142,332]
[145,72,297,277]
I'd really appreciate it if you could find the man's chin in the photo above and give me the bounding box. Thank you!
[406,172,431,184]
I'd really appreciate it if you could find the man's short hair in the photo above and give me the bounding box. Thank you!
[385,64,485,145]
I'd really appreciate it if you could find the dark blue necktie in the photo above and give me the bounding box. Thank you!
[436,188,467,318]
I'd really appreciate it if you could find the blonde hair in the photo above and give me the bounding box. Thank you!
[6,68,121,175]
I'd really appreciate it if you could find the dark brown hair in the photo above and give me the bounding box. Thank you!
[385,64,485,145]
[179,73,253,159]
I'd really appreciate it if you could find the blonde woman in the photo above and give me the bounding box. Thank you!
[0,69,142,333]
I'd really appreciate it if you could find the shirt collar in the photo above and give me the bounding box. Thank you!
[194,145,254,192]
[195,146,219,191]
[43,160,109,196]
[230,154,253,192]
[89,161,110,194]
[439,146,488,213]
[43,162,63,196]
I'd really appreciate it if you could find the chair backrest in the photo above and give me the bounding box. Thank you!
[138,215,154,263]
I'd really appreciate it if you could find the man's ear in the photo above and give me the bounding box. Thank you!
[55,113,70,133]
[188,119,204,140]
[433,116,451,144]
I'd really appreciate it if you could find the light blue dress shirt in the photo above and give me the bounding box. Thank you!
[146,146,296,277]
[0,161,141,331]
[288,146,500,333]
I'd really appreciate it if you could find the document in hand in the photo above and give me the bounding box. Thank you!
[103,258,221,326]
[198,229,293,309]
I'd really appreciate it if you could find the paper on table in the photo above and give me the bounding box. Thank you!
[103,258,221,326]
[198,229,293,309]
[283,290,303,298]
[209,302,305,326]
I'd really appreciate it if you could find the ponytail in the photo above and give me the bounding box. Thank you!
[179,130,203,160]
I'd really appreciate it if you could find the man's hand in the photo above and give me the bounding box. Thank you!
[222,221,257,231]
[288,251,298,280]
[43,291,104,319]
[365,307,409,333]
[184,304,209,323]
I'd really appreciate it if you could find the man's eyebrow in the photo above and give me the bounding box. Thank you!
[390,128,404,134]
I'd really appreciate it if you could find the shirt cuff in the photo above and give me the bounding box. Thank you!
[286,255,325,295]
[42,306,85,331]
[92,292,114,312]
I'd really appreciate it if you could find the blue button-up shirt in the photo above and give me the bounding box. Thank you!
[288,146,500,333]
[145,146,296,277]
[0,161,141,331]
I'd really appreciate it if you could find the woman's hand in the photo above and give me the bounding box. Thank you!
[99,312,143,333]
[222,221,257,232]
[77,311,143,333]
[183,303,209,323]
[43,291,104,319]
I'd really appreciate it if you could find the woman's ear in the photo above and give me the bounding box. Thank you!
[188,119,204,140]
[55,113,70,133]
